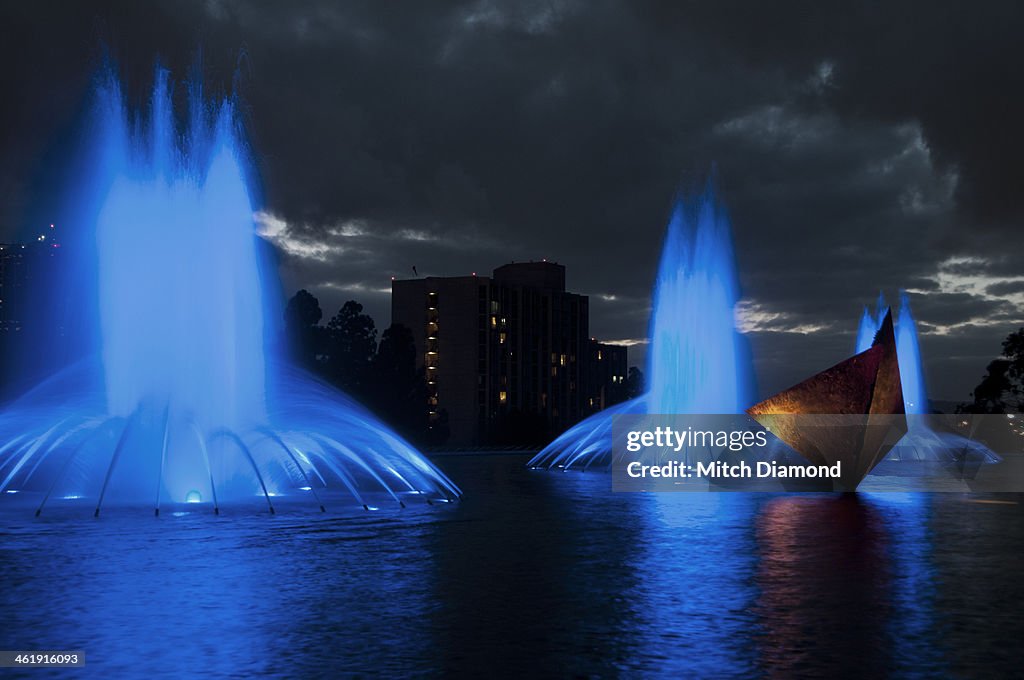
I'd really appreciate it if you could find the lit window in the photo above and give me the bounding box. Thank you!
[597,350,602,361]
[499,391,507,404]
[499,332,506,344]
[559,354,566,366]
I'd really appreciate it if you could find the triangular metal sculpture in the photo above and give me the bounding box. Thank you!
[747,309,907,490]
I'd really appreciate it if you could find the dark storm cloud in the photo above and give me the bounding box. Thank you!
[908,293,1005,330]
[987,281,1024,297]
[1,0,1022,401]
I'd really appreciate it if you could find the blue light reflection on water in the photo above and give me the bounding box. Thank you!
[2,455,1022,678]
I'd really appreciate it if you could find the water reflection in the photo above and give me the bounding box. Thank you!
[623,493,761,676]
[427,456,645,676]
[1,456,1022,677]
[755,495,894,676]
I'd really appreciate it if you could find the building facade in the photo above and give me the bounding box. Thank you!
[0,243,34,334]
[392,261,628,445]
[587,339,628,413]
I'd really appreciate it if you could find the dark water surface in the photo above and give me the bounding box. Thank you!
[1,453,1023,678]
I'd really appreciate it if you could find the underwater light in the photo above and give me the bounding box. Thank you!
[185,490,202,504]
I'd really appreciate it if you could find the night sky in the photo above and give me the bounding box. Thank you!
[2,1,1022,401]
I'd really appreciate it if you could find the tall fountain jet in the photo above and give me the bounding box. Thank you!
[854,291,998,463]
[528,182,753,469]
[0,68,460,514]
[646,188,751,415]
[856,291,927,415]
[96,70,268,433]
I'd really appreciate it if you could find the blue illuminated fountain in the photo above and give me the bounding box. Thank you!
[528,183,753,469]
[855,292,998,462]
[855,291,926,414]
[0,69,460,515]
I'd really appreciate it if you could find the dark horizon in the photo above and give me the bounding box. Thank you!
[2,1,1023,402]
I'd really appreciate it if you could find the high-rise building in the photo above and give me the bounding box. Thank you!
[0,243,33,334]
[0,233,64,395]
[587,339,628,413]
[392,261,628,445]
[1,224,62,334]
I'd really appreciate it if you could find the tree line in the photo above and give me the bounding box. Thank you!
[959,328,1024,413]
[281,289,647,447]
[282,290,447,445]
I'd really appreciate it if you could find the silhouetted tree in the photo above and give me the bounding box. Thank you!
[325,300,377,394]
[1005,328,1024,387]
[625,366,646,399]
[283,289,325,370]
[282,293,441,443]
[960,328,1024,413]
[369,323,427,440]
